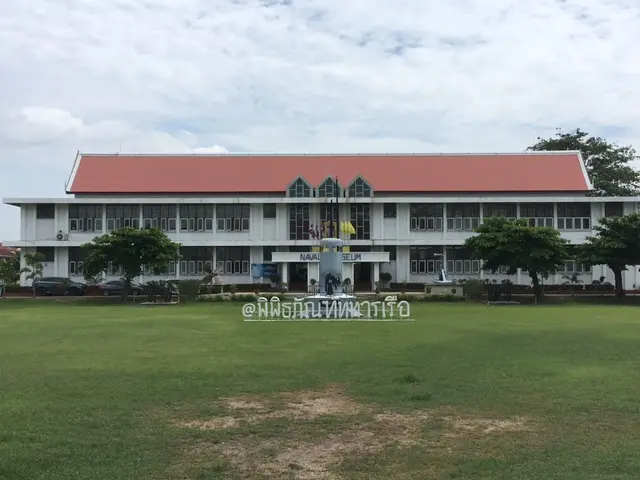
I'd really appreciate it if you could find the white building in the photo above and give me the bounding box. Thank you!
[3,151,640,291]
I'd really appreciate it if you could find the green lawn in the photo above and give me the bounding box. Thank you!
[1,301,640,479]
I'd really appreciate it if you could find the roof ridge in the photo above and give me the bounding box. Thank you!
[78,151,581,157]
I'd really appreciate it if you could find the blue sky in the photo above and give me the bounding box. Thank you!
[1,0,640,240]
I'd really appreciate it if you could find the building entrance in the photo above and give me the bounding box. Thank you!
[353,262,372,291]
[288,262,308,292]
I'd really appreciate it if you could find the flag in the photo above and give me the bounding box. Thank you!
[309,224,315,239]
[316,224,321,240]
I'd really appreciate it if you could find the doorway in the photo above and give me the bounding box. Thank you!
[288,262,308,292]
[353,263,372,291]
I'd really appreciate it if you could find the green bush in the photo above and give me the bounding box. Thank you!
[196,293,284,302]
[199,283,272,294]
[178,280,201,302]
[420,294,466,302]
[462,279,485,300]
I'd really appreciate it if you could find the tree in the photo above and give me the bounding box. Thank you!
[0,252,21,286]
[21,252,45,297]
[81,227,181,300]
[465,217,570,302]
[579,213,640,298]
[527,128,640,196]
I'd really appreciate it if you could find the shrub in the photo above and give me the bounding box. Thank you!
[196,293,283,302]
[420,294,466,302]
[462,279,485,300]
[390,282,424,292]
[178,280,201,302]
[199,283,272,294]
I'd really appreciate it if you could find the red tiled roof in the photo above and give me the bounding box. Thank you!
[0,244,17,258]
[68,153,590,194]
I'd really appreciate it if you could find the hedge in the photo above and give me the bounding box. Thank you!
[387,282,615,293]
[195,293,465,302]
[198,283,272,294]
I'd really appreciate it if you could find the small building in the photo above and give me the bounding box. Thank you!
[2,151,639,290]
[0,243,18,260]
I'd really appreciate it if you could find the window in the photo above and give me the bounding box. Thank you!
[409,247,443,274]
[68,247,87,275]
[383,204,397,218]
[178,247,213,276]
[179,204,213,232]
[347,177,372,198]
[604,202,623,218]
[318,203,338,238]
[36,247,55,263]
[445,247,480,274]
[557,203,591,230]
[263,246,277,262]
[289,204,310,240]
[563,261,591,274]
[144,261,178,276]
[383,245,396,261]
[106,204,140,231]
[216,205,250,232]
[36,204,55,219]
[350,204,371,240]
[520,203,553,228]
[409,204,443,231]
[318,177,341,198]
[216,247,250,275]
[263,204,277,219]
[69,204,104,232]
[447,204,480,231]
[106,262,123,276]
[288,177,312,198]
[484,265,513,275]
[483,203,517,220]
[143,204,177,232]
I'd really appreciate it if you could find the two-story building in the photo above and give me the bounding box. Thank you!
[3,151,640,290]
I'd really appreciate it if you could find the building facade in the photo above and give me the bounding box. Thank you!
[3,152,640,290]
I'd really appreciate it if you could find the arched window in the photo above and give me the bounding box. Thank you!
[287,177,312,198]
[347,177,372,198]
[317,177,341,198]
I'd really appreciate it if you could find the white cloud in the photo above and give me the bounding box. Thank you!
[1,0,640,238]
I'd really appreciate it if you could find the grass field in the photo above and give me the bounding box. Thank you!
[1,301,640,479]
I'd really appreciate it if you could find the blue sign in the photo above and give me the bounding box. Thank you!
[251,263,278,278]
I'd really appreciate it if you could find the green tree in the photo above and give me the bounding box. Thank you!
[21,252,45,297]
[527,128,640,196]
[465,217,570,302]
[579,213,640,298]
[0,252,21,286]
[82,227,181,301]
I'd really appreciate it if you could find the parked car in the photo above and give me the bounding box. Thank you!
[33,277,87,296]
[99,280,143,296]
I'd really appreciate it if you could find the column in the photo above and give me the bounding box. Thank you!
[176,247,181,280]
[101,206,107,282]
[373,262,380,290]
[20,249,27,286]
[281,262,288,284]
[442,203,448,237]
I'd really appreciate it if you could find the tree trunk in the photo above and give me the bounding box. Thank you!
[611,266,624,298]
[122,277,130,303]
[530,272,542,303]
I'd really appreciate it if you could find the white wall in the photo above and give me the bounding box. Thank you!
[9,198,640,288]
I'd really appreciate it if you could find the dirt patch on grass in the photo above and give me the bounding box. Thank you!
[443,416,530,435]
[172,385,536,479]
[175,384,366,430]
